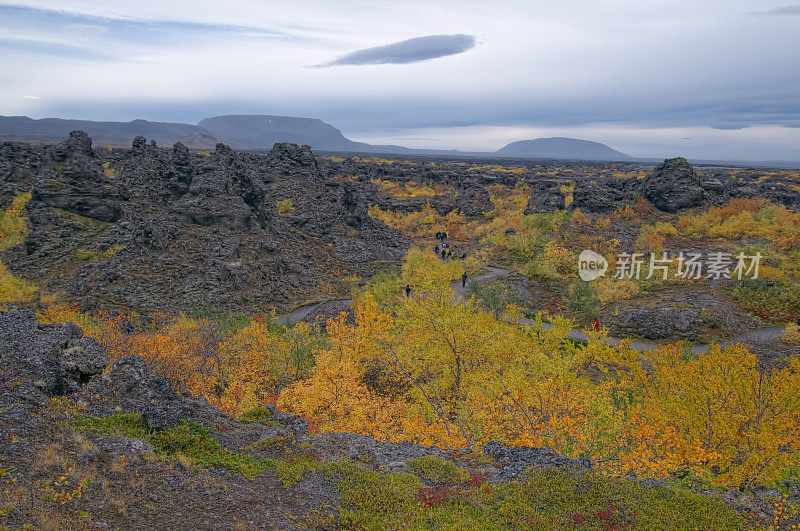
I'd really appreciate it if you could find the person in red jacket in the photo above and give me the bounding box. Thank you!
[592,318,600,331]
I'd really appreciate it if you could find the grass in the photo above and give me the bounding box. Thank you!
[0,261,38,305]
[278,458,748,530]
[0,191,31,252]
[239,407,275,425]
[407,455,468,484]
[276,199,294,214]
[68,414,748,528]
[70,414,273,479]
[101,162,118,179]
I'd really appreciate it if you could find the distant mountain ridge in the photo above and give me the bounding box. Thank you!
[0,114,635,161]
[496,137,634,161]
[0,115,204,146]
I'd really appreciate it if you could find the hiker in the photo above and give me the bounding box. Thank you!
[441,249,446,260]
[442,231,448,240]
[796,315,800,327]
[592,318,600,331]
[461,271,467,288]
[434,245,439,253]
[405,284,411,298]
[447,249,452,258]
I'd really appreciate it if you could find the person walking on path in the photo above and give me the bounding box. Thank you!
[441,249,446,260]
[592,318,600,331]
[405,284,412,298]
[461,271,468,288]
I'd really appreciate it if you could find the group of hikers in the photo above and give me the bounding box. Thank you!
[433,230,467,261]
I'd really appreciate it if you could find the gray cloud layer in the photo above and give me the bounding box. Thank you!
[320,34,476,66]
[751,4,800,15]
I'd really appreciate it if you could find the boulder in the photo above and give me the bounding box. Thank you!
[642,157,705,212]
[609,305,704,340]
[483,441,592,480]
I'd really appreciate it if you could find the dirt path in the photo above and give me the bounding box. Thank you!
[275,266,788,352]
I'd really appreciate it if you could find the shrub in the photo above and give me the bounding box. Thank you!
[567,280,600,321]
[594,277,640,305]
[240,407,274,424]
[467,280,518,318]
[407,455,468,484]
[0,190,31,252]
[276,199,294,214]
[101,162,118,179]
[0,261,37,305]
[781,323,800,345]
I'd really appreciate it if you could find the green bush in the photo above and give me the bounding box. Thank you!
[240,407,274,425]
[568,280,600,322]
[276,199,295,214]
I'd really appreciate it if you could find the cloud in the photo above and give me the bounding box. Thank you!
[63,23,107,37]
[711,124,749,130]
[319,34,477,67]
[0,37,117,60]
[21,95,40,99]
[750,4,800,16]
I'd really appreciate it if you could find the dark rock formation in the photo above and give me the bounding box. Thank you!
[483,440,593,481]
[609,305,704,340]
[0,132,410,313]
[642,157,705,212]
[0,309,106,399]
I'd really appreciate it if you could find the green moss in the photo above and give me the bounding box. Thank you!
[407,455,468,484]
[274,454,324,487]
[329,465,746,530]
[75,249,100,262]
[75,245,125,263]
[240,407,274,424]
[70,413,149,439]
[71,414,273,479]
[149,421,272,478]
[101,162,118,179]
[249,435,286,451]
[276,199,294,214]
[56,209,111,227]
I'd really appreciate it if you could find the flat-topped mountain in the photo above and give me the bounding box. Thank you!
[495,137,633,161]
[198,115,367,151]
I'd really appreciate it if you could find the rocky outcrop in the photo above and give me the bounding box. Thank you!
[0,310,225,429]
[523,179,570,214]
[483,441,592,480]
[0,309,106,399]
[642,157,705,212]
[609,305,704,340]
[0,132,410,313]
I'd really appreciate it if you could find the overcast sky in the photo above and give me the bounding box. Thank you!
[1,0,799,160]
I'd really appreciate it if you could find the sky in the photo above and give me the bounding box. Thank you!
[1,0,799,160]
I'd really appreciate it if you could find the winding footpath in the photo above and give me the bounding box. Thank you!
[276,266,787,354]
